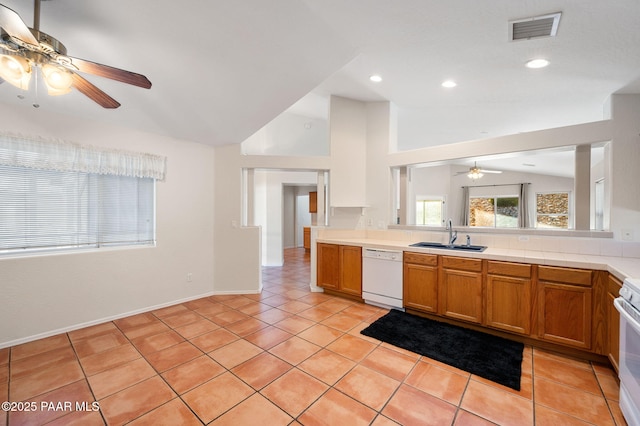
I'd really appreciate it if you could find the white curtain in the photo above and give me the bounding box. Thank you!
[0,132,167,181]
[518,183,530,228]
[460,186,470,226]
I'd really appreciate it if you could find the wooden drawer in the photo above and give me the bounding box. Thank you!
[404,252,438,266]
[488,261,531,278]
[442,256,483,272]
[538,266,592,287]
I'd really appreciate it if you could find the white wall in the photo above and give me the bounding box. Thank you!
[213,144,261,294]
[242,111,329,157]
[607,94,640,241]
[329,96,367,207]
[0,104,216,347]
[283,186,296,248]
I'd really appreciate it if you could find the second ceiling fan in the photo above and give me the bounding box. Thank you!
[455,162,502,180]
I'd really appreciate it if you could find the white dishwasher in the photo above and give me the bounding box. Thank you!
[362,248,404,310]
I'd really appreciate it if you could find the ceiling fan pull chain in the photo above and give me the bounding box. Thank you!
[33,66,40,108]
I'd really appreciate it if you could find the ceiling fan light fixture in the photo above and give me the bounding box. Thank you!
[0,54,32,90]
[467,168,483,180]
[42,63,73,95]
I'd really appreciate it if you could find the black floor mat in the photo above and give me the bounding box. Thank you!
[361,309,524,390]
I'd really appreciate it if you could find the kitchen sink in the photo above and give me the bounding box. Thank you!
[409,242,487,252]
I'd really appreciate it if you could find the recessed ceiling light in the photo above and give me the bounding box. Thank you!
[369,75,382,82]
[441,80,457,88]
[526,59,549,69]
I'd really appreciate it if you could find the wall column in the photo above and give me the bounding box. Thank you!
[316,171,326,226]
[244,168,255,226]
[398,166,408,225]
[574,144,591,230]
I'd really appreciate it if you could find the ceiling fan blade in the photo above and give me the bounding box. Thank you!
[0,4,39,46]
[70,73,120,109]
[479,170,502,174]
[65,56,151,89]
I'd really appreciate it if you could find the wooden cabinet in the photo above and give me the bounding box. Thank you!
[309,191,317,213]
[537,266,592,349]
[403,252,439,313]
[486,261,532,335]
[340,245,363,296]
[440,256,484,324]
[317,243,362,297]
[607,275,622,372]
[317,243,339,290]
[401,248,624,359]
[303,227,310,250]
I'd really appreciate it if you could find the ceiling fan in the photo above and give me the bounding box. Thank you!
[455,162,503,180]
[0,0,151,108]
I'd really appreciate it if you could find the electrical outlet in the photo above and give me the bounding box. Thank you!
[186,273,193,282]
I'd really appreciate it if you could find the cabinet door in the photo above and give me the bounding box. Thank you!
[404,263,438,313]
[303,227,311,249]
[608,275,622,372]
[486,274,531,335]
[317,243,339,290]
[309,191,317,213]
[538,282,592,349]
[440,268,483,324]
[340,245,362,296]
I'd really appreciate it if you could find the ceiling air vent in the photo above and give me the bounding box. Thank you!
[509,12,561,41]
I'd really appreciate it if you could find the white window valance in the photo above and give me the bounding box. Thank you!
[0,133,166,181]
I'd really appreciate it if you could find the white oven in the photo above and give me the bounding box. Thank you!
[615,277,640,426]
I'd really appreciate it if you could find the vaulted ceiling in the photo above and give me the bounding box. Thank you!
[1,0,639,149]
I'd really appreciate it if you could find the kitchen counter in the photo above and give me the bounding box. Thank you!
[316,237,640,281]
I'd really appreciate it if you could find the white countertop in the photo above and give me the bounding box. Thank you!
[316,237,640,281]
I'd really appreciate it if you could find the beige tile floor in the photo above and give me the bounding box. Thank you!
[0,248,627,425]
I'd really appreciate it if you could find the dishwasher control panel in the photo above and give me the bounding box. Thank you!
[363,248,401,261]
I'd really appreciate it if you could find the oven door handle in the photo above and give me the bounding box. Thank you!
[615,297,640,334]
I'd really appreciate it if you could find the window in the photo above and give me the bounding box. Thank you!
[0,134,165,255]
[536,192,569,229]
[416,198,444,226]
[469,196,519,228]
[0,166,155,253]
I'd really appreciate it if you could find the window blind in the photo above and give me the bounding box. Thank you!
[0,165,155,253]
[0,133,162,254]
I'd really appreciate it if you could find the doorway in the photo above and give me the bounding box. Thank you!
[296,194,312,247]
[282,184,315,250]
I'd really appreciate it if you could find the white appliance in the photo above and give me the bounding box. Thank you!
[615,277,640,426]
[362,248,404,310]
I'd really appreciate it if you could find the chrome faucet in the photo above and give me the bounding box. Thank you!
[447,218,457,245]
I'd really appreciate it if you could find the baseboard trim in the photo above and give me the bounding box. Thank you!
[1,291,218,349]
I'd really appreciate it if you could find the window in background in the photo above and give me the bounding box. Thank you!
[536,192,570,229]
[416,198,444,226]
[469,196,519,228]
